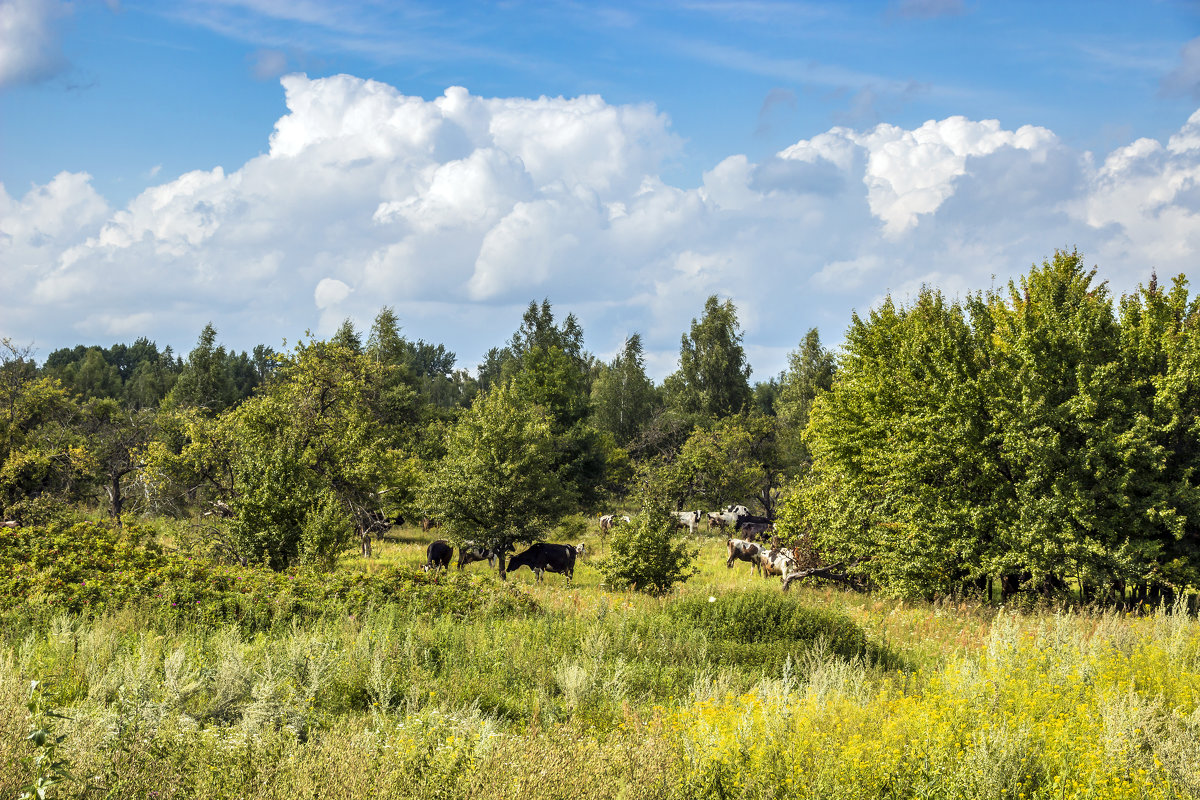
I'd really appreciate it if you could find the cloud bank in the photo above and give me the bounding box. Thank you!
[2,73,1198,378]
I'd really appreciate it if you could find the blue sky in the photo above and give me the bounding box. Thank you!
[3,0,1200,379]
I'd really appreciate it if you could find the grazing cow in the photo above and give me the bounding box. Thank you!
[599,514,632,534]
[706,510,739,530]
[737,521,774,542]
[457,541,497,570]
[757,548,799,582]
[506,542,581,582]
[422,539,453,572]
[671,510,704,534]
[734,513,771,529]
[726,538,763,576]
[420,517,441,533]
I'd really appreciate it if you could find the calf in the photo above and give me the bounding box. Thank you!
[506,542,580,582]
[726,538,763,576]
[422,539,453,572]
[457,541,497,570]
[707,510,739,530]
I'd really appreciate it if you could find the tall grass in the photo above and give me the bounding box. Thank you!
[2,526,1198,798]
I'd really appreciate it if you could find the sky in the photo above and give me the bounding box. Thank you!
[2,0,1200,381]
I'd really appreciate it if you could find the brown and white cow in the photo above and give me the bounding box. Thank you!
[726,538,763,576]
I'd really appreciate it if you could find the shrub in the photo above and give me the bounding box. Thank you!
[669,590,891,670]
[0,519,538,628]
[595,506,697,594]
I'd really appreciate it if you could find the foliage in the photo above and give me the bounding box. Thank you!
[591,333,659,447]
[143,336,413,569]
[776,326,836,469]
[650,416,764,512]
[0,519,539,625]
[595,504,697,594]
[165,323,263,414]
[663,294,752,419]
[787,250,1200,601]
[669,589,882,669]
[0,341,89,524]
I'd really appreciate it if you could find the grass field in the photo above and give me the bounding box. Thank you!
[2,519,1198,799]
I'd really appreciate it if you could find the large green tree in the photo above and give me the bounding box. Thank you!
[663,295,752,420]
[144,336,412,568]
[591,333,659,447]
[420,383,571,578]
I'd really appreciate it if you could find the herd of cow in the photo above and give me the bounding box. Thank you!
[419,503,808,588]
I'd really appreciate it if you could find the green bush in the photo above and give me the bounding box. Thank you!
[595,506,697,594]
[669,590,893,670]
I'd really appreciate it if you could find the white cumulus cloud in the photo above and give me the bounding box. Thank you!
[3,73,1199,379]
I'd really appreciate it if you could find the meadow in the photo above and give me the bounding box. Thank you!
[2,520,1199,799]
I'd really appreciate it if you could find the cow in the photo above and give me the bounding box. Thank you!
[420,517,441,533]
[422,539,453,572]
[738,521,774,542]
[726,538,763,576]
[506,542,581,582]
[734,513,771,529]
[599,514,632,534]
[457,541,497,570]
[757,548,799,582]
[671,510,704,534]
[706,510,739,530]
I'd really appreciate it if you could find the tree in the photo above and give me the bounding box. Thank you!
[0,340,87,524]
[651,417,764,512]
[420,383,571,578]
[776,327,836,468]
[783,287,1000,598]
[167,324,238,413]
[663,295,752,420]
[143,335,413,568]
[77,398,155,525]
[591,333,659,447]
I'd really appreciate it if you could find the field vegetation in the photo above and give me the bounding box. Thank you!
[3,519,1200,798]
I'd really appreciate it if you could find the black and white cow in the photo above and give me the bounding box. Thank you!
[734,513,771,530]
[757,548,799,583]
[506,542,582,582]
[457,541,497,570]
[671,510,704,534]
[423,539,453,572]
